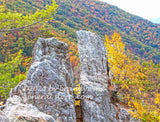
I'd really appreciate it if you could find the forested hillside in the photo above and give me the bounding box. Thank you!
[56,0,160,63]
[1,0,160,64]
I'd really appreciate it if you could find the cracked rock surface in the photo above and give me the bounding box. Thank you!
[10,37,76,122]
[77,30,117,122]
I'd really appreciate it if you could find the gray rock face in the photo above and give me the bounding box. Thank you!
[0,110,9,122]
[3,95,55,122]
[10,38,76,122]
[118,107,140,122]
[118,108,131,122]
[77,30,117,122]
[77,30,108,76]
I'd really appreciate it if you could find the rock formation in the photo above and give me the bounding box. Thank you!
[76,30,138,122]
[77,30,117,122]
[0,31,139,122]
[10,38,76,122]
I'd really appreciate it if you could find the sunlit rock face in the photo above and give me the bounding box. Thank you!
[77,30,117,122]
[3,95,55,122]
[0,110,9,122]
[10,38,76,122]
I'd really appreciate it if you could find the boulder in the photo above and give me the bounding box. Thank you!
[3,95,55,122]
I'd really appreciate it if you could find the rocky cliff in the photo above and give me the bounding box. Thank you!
[77,30,117,122]
[10,38,76,122]
[0,31,138,122]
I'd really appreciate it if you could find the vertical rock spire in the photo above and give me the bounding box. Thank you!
[77,30,117,122]
[10,37,76,122]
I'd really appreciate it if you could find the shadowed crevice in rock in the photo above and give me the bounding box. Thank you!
[10,37,76,122]
[75,105,83,122]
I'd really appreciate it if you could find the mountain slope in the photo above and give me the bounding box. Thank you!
[54,0,160,63]
[1,0,160,64]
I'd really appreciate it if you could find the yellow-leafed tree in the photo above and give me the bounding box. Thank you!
[105,32,160,122]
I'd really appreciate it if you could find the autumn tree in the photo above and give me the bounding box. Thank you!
[0,0,58,32]
[0,50,32,101]
[0,0,58,102]
[105,32,160,122]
